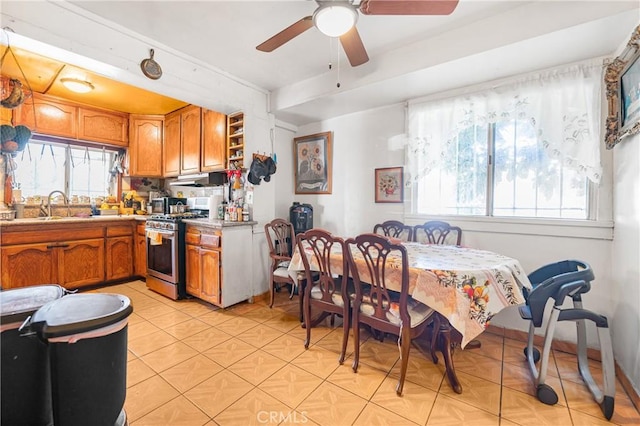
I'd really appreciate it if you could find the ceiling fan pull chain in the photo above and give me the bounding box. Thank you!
[337,47,341,88]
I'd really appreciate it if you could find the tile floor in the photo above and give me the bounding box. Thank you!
[95,280,640,425]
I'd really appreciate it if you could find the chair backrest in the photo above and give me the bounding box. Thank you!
[345,233,410,324]
[413,221,462,246]
[264,218,295,258]
[296,229,348,304]
[525,260,594,327]
[373,220,413,242]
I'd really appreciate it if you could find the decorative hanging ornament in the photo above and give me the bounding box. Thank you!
[0,35,34,109]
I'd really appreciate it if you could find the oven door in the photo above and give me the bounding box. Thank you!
[146,229,179,284]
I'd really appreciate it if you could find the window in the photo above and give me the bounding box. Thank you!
[408,61,601,220]
[14,140,118,199]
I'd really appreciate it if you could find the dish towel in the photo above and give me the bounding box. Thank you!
[146,230,163,245]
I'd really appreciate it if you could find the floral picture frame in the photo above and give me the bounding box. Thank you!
[294,131,333,194]
[605,25,640,149]
[375,167,403,203]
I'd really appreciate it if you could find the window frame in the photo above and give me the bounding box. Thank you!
[404,59,614,240]
[14,136,122,200]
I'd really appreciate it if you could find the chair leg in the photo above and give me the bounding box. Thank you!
[298,281,306,323]
[352,307,360,373]
[304,293,312,349]
[430,315,440,364]
[339,308,350,364]
[269,273,275,308]
[396,327,412,396]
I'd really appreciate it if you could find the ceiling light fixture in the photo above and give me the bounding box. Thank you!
[60,78,94,93]
[313,3,358,37]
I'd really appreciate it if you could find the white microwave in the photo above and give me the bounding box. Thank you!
[187,197,213,211]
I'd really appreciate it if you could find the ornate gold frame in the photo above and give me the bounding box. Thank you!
[605,25,640,149]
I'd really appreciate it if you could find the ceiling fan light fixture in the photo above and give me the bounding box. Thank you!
[313,4,358,37]
[60,78,94,93]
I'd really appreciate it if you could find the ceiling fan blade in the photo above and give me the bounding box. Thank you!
[340,26,369,67]
[256,16,314,52]
[360,0,459,16]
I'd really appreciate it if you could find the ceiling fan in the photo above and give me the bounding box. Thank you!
[256,0,459,67]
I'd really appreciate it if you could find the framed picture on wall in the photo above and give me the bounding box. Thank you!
[620,50,640,133]
[604,25,640,148]
[375,167,403,203]
[294,131,333,194]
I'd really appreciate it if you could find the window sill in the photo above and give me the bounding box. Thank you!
[404,214,613,240]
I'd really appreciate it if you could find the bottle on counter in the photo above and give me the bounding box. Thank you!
[237,205,243,222]
[218,202,226,220]
[224,204,230,221]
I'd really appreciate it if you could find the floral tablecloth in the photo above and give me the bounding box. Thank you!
[289,242,532,348]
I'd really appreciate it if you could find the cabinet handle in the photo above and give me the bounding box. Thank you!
[46,243,70,249]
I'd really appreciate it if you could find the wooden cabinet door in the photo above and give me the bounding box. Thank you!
[78,107,128,147]
[58,239,105,288]
[0,243,57,289]
[13,93,77,139]
[134,226,147,277]
[180,106,202,175]
[106,236,133,280]
[201,109,226,172]
[129,115,164,177]
[200,248,221,306]
[185,244,201,297]
[163,111,181,177]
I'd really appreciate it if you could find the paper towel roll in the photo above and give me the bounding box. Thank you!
[209,195,222,221]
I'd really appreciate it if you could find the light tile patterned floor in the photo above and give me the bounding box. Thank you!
[97,281,640,426]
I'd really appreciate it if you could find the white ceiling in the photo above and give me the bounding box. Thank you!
[4,1,640,126]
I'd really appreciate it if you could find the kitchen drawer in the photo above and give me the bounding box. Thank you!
[200,234,220,248]
[185,231,200,245]
[107,225,133,237]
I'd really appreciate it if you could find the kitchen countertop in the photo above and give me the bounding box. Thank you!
[182,218,257,228]
[0,215,148,227]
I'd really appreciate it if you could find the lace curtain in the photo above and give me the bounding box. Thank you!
[407,61,603,185]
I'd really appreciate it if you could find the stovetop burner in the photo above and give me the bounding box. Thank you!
[149,212,207,221]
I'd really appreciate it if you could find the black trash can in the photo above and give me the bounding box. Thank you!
[26,293,133,426]
[290,202,313,235]
[1,284,66,426]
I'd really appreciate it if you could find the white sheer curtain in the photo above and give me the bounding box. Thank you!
[407,60,603,185]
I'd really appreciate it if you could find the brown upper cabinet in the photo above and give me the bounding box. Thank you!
[13,93,128,147]
[163,105,227,177]
[78,107,128,147]
[201,109,226,172]
[180,105,201,175]
[163,109,181,177]
[129,115,164,177]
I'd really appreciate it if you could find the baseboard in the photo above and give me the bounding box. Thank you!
[486,325,639,413]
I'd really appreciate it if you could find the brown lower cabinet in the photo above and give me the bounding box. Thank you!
[134,223,147,277]
[0,220,139,290]
[185,226,221,306]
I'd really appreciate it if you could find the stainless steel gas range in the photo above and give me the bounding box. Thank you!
[145,213,205,300]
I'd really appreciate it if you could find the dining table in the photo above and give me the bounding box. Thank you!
[288,240,532,393]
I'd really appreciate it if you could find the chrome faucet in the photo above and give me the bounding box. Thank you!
[46,190,71,217]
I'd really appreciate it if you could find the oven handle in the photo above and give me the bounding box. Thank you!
[145,229,176,237]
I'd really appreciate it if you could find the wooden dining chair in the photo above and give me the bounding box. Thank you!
[373,220,413,242]
[296,229,352,363]
[413,220,462,245]
[345,233,435,395]
[264,218,305,311]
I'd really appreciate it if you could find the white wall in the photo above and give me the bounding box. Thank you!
[292,104,407,236]
[612,132,640,395]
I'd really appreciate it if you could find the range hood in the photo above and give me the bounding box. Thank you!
[168,172,225,186]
